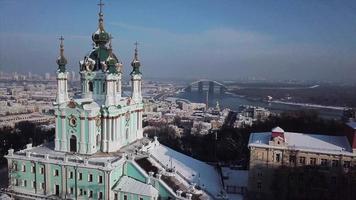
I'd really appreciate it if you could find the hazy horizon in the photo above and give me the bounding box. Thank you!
[1,0,356,83]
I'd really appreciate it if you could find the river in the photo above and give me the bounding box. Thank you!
[176,92,344,120]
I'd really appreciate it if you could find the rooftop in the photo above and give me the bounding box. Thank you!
[249,131,354,156]
[113,176,158,196]
[150,144,224,197]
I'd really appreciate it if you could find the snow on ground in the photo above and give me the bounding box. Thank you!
[150,144,224,196]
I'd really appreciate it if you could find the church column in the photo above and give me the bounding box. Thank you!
[60,110,67,152]
[88,115,95,154]
[55,111,60,151]
[115,116,119,141]
[107,117,112,150]
[102,114,107,152]
[79,113,86,154]
[112,116,116,142]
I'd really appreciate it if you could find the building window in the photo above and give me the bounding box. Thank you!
[54,169,59,176]
[257,172,262,177]
[14,179,18,186]
[79,188,83,196]
[41,182,45,189]
[70,187,74,194]
[332,160,339,167]
[23,180,27,187]
[99,175,103,184]
[289,155,296,164]
[299,157,306,165]
[321,159,328,166]
[79,172,83,180]
[344,161,351,168]
[32,181,36,188]
[89,174,93,182]
[99,192,103,199]
[140,198,143,200]
[31,165,35,173]
[124,195,128,200]
[310,158,317,166]
[89,190,93,198]
[102,82,106,92]
[22,164,26,172]
[40,167,44,174]
[275,153,281,162]
[114,193,118,200]
[257,182,262,191]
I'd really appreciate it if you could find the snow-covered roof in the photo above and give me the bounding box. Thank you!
[150,144,224,196]
[347,121,356,129]
[221,167,248,187]
[113,176,158,196]
[249,131,354,156]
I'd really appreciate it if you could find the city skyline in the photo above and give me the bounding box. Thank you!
[1,0,356,82]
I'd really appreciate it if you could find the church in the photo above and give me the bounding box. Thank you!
[4,1,227,200]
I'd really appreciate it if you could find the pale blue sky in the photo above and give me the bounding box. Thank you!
[1,0,356,82]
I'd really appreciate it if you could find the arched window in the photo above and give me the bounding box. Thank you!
[88,81,93,92]
[103,82,106,93]
[70,135,77,152]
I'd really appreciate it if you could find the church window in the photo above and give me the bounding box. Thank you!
[13,163,17,171]
[14,179,18,186]
[140,197,143,200]
[54,169,59,176]
[79,172,83,180]
[41,182,45,189]
[89,174,93,182]
[99,192,103,199]
[23,180,27,187]
[70,187,74,194]
[22,164,26,172]
[114,193,118,200]
[89,190,93,198]
[99,175,103,184]
[321,159,328,166]
[32,181,36,188]
[102,82,106,92]
[69,171,73,179]
[31,165,35,173]
[79,188,83,196]
[96,134,101,146]
[89,81,93,92]
[124,195,127,200]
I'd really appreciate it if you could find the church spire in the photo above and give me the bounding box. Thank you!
[98,0,105,31]
[131,41,141,74]
[56,36,67,72]
[92,0,109,46]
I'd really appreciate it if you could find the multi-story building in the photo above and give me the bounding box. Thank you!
[4,1,226,200]
[247,125,356,200]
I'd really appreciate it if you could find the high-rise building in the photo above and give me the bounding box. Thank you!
[4,1,223,199]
